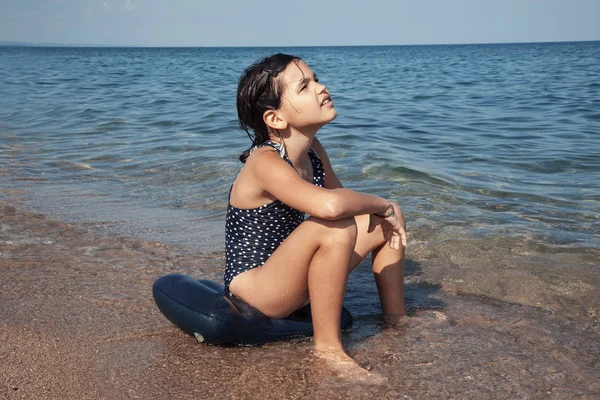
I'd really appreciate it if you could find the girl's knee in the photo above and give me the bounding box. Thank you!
[307,216,357,247]
[335,217,358,245]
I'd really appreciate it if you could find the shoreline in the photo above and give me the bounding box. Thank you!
[1,201,599,399]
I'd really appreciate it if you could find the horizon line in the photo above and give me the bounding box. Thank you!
[1,39,599,49]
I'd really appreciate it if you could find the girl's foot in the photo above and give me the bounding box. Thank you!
[383,313,409,328]
[311,347,387,384]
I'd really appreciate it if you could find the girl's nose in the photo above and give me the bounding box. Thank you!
[316,81,327,93]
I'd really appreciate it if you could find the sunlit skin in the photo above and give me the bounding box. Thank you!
[229,60,407,376]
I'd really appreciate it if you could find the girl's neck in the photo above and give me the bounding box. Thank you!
[270,126,317,168]
[282,135,313,167]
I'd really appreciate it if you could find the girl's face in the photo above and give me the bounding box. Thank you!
[277,60,336,131]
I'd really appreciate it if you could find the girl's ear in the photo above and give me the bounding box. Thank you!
[263,109,288,131]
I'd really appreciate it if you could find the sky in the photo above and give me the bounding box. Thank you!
[0,0,598,47]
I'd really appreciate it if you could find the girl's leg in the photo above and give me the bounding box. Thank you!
[351,214,406,316]
[228,216,357,352]
[371,241,406,316]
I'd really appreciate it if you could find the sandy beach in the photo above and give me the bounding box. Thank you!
[1,201,598,399]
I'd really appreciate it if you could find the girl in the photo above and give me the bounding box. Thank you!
[226,53,407,369]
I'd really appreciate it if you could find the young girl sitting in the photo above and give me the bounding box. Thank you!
[225,53,407,371]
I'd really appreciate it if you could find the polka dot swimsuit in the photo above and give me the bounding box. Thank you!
[224,141,325,293]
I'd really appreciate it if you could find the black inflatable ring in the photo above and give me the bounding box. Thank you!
[153,274,353,346]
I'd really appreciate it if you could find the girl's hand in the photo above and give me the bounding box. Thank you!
[368,203,407,249]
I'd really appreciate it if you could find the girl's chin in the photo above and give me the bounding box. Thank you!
[296,113,338,131]
[318,114,337,128]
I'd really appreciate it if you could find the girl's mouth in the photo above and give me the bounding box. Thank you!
[321,97,332,106]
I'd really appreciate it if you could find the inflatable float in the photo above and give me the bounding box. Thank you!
[152,274,353,346]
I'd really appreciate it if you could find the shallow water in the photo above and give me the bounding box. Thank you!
[1,42,599,319]
[1,204,598,399]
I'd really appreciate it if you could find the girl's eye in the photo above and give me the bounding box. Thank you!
[300,78,318,92]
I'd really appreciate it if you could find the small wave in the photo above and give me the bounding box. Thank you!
[362,163,450,188]
[97,82,121,88]
[465,156,490,163]
[412,94,434,100]
[121,162,141,170]
[508,160,578,174]
[97,120,128,128]
[48,161,94,171]
[75,108,100,116]
[148,120,180,127]
[490,116,538,123]
[503,126,549,132]
[151,99,170,105]
[83,155,125,163]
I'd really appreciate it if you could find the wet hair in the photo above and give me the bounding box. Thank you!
[236,53,301,163]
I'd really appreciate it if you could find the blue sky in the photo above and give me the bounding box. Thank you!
[1,0,598,46]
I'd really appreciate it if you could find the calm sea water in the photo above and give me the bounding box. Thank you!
[0,41,598,271]
[1,42,598,252]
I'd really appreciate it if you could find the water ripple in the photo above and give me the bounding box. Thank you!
[1,42,599,250]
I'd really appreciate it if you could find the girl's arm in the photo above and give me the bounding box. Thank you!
[310,139,407,248]
[310,138,343,189]
[247,149,390,220]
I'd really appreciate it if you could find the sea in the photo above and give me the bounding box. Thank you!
[1,42,599,316]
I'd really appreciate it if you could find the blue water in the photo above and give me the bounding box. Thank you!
[1,42,599,255]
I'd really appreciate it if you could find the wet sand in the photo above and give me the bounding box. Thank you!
[1,202,599,399]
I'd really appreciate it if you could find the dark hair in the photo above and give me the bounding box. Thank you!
[236,53,301,163]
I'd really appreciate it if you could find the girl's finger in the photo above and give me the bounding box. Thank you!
[390,232,398,250]
[400,227,407,247]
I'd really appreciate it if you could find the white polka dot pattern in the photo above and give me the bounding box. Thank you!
[224,142,325,291]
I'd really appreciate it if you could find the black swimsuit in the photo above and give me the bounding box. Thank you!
[224,141,325,292]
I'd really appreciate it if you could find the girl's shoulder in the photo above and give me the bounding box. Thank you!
[253,140,285,156]
[245,141,290,168]
[231,142,288,208]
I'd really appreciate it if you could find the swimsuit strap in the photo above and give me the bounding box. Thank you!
[253,141,323,183]
[253,141,293,167]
